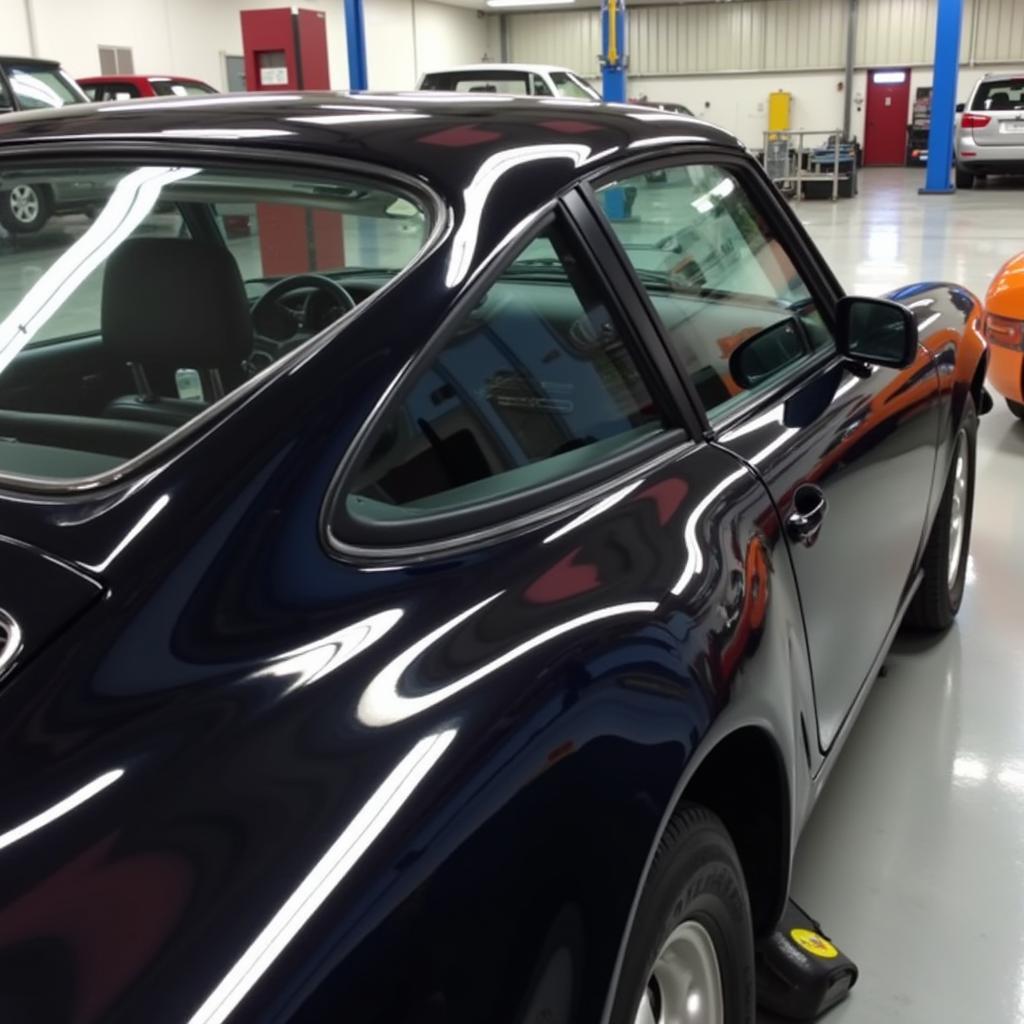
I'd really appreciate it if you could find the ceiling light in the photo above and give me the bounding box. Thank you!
[486,0,574,7]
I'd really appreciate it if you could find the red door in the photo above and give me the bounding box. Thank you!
[864,69,911,165]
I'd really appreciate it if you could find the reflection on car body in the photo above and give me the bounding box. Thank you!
[0,93,987,1024]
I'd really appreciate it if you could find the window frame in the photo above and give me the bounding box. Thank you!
[324,201,696,560]
[0,142,444,496]
[579,147,848,439]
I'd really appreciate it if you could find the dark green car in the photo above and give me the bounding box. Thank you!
[0,56,97,233]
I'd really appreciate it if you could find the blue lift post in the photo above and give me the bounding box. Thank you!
[600,0,629,218]
[920,0,964,194]
[344,0,369,91]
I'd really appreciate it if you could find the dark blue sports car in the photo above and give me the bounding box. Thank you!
[0,93,987,1024]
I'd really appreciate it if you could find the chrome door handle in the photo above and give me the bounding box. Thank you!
[0,609,22,680]
[787,484,828,548]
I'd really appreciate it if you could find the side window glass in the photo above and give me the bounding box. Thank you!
[530,74,554,97]
[347,220,668,523]
[598,165,832,419]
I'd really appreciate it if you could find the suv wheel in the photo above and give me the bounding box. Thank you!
[0,183,52,234]
[954,166,974,190]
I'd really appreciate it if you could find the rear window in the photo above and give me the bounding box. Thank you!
[420,71,528,95]
[0,162,429,484]
[971,78,1024,112]
[150,79,217,97]
[4,66,84,109]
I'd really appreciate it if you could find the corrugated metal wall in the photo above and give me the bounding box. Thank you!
[508,10,601,73]
[856,0,939,66]
[973,0,1024,63]
[505,0,1024,76]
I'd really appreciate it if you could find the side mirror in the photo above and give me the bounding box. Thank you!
[728,317,811,390]
[955,102,965,113]
[835,295,918,368]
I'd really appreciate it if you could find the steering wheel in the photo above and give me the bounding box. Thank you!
[250,273,356,360]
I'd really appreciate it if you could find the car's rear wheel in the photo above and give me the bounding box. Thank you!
[954,166,974,190]
[0,183,52,234]
[1007,398,1024,419]
[904,395,977,631]
[613,805,755,1024]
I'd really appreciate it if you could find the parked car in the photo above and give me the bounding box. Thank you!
[418,62,599,100]
[78,74,218,101]
[0,55,99,233]
[633,98,695,116]
[955,71,1024,189]
[982,250,1024,416]
[0,94,987,1024]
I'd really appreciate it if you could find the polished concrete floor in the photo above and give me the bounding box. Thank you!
[777,168,1024,1023]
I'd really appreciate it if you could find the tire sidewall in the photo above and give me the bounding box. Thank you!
[612,812,755,1023]
[944,402,978,616]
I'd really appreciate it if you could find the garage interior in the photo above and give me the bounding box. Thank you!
[2,0,1023,1021]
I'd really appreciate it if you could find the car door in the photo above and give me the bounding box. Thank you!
[590,157,941,751]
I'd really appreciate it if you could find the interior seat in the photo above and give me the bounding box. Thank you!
[101,236,254,427]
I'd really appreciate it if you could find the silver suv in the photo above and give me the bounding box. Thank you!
[956,72,1024,189]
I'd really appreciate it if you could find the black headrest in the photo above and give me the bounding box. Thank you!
[102,237,252,367]
[989,92,1012,109]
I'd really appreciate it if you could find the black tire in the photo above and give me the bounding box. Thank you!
[1007,398,1024,420]
[0,183,52,234]
[611,804,755,1024]
[904,395,977,631]
[954,166,974,190]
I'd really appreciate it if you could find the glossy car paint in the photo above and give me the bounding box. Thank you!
[0,95,987,1024]
[982,252,1024,405]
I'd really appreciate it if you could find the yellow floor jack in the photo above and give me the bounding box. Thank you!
[755,901,859,1020]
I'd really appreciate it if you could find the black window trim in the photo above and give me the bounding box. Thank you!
[324,199,695,563]
[0,141,445,497]
[577,145,847,440]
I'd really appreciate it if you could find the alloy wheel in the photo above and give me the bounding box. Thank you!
[9,185,41,225]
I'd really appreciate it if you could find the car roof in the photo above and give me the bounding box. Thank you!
[422,64,576,75]
[0,91,740,215]
[0,55,61,69]
[980,71,1024,80]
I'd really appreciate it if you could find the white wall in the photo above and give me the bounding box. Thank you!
[3,0,484,94]
[366,0,488,88]
[1,0,34,54]
[415,2,490,78]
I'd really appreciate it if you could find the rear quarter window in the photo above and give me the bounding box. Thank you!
[0,161,431,486]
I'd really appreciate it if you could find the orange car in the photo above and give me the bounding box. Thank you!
[984,252,1024,418]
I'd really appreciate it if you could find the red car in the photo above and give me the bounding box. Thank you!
[78,74,217,101]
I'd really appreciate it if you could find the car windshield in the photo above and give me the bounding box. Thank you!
[150,79,218,97]
[0,162,430,483]
[549,72,599,100]
[971,79,1024,111]
[5,66,85,109]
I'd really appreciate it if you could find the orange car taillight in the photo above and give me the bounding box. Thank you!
[984,312,1024,349]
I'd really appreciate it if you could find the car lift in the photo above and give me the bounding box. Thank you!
[756,900,859,1020]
